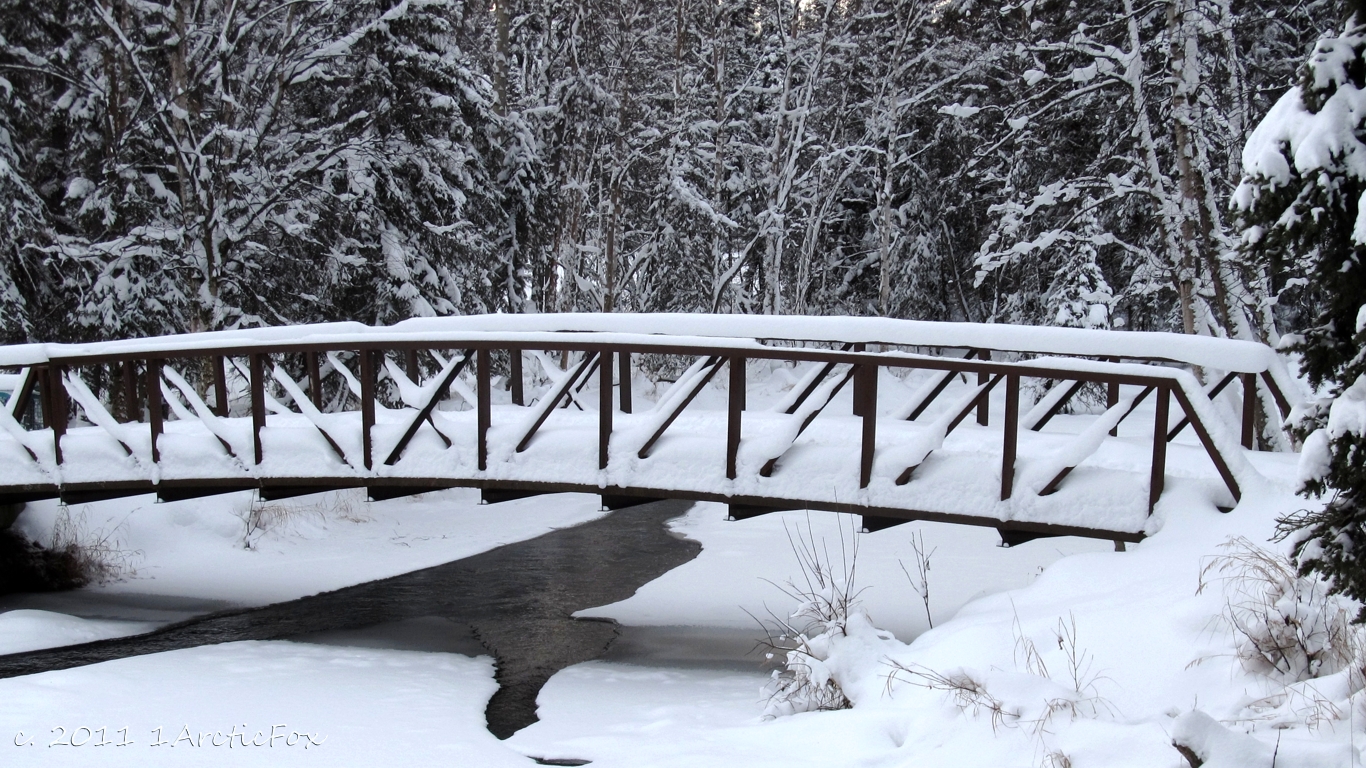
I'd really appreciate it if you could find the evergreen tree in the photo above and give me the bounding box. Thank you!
[1045,203,1114,330]
[1234,15,1366,620]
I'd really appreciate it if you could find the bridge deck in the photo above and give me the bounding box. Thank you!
[0,315,1294,543]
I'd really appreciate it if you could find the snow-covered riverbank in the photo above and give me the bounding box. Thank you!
[0,440,1359,767]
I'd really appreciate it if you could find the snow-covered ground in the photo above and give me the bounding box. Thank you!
[1,381,1360,766]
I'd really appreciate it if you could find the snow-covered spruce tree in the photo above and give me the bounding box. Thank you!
[1233,14,1366,620]
[1045,202,1113,330]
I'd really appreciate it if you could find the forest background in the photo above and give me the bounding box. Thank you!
[0,0,1338,347]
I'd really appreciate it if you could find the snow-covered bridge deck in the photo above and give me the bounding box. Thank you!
[0,314,1296,544]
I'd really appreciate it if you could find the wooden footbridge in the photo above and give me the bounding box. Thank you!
[0,315,1296,545]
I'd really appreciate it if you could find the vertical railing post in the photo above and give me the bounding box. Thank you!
[404,349,420,383]
[976,349,991,426]
[509,348,524,406]
[1150,385,1169,514]
[1107,357,1120,436]
[727,356,745,480]
[212,356,228,417]
[1241,372,1257,449]
[123,361,139,422]
[599,349,613,470]
[1001,373,1019,500]
[46,365,67,465]
[852,343,866,416]
[618,350,632,414]
[360,350,375,470]
[858,363,877,488]
[477,348,490,471]
[251,353,267,465]
[147,359,163,464]
[306,352,323,410]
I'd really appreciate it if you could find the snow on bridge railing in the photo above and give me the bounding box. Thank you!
[0,314,1298,544]
[0,313,1294,375]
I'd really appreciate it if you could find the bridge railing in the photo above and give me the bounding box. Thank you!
[0,316,1295,541]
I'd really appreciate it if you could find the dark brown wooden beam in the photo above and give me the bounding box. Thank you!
[601,494,664,510]
[785,342,854,414]
[146,360,163,463]
[1027,379,1086,432]
[157,482,256,503]
[368,484,455,502]
[1170,385,1241,505]
[1150,385,1169,514]
[637,356,723,459]
[903,349,981,422]
[946,374,1003,434]
[857,363,877,489]
[122,361,139,422]
[976,350,991,426]
[1241,372,1256,449]
[1039,386,1155,496]
[727,502,798,521]
[213,355,229,417]
[478,348,491,471]
[727,357,744,480]
[1167,372,1236,442]
[509,348,524,406]
[48,365,67,465]
[1002,373,1019,500]
[1107,357,1120,436]
[481,488,546,504]
[898,374,1004,487]
[618,350,632,414]
[761,364,857,477]
[1260,370,1291,420]
[383,350,473,466]
[514,352,598,454]
[306,352,323,410]
[599,349,613,470]
[860,515,910,533]
[258,485,351,502]
[360,350,375,470]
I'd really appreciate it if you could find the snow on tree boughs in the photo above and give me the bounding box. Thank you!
[1238,18,1366,622]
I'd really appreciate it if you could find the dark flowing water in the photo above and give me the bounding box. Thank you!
[0,499,702,739]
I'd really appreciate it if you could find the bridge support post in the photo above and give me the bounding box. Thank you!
[477,348,490,471]
[361,350,377,469]
[857,363,876,488]
[599,349,613,470]
[510,348,524,406]
[1107,357,1120,436]
[213,356,229,417]
[306,352,323,410]
[1002,373,1019,500]
[618,350,632,413]
[727,356,744,480]
[1241,372,1256,449]
[122,361,139,422]
[147,359,163,463]
[44,365,67,465]
[976,350,990,426]
[251,353,267,465]
[1149,385,1169,514]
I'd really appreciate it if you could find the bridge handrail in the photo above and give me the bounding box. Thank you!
[0,314,1296,541]
[0,313,1292,377]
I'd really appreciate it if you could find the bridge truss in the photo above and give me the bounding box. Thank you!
[0,315,1296,545]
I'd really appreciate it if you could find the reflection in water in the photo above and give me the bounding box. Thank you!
[0,499,702,739]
